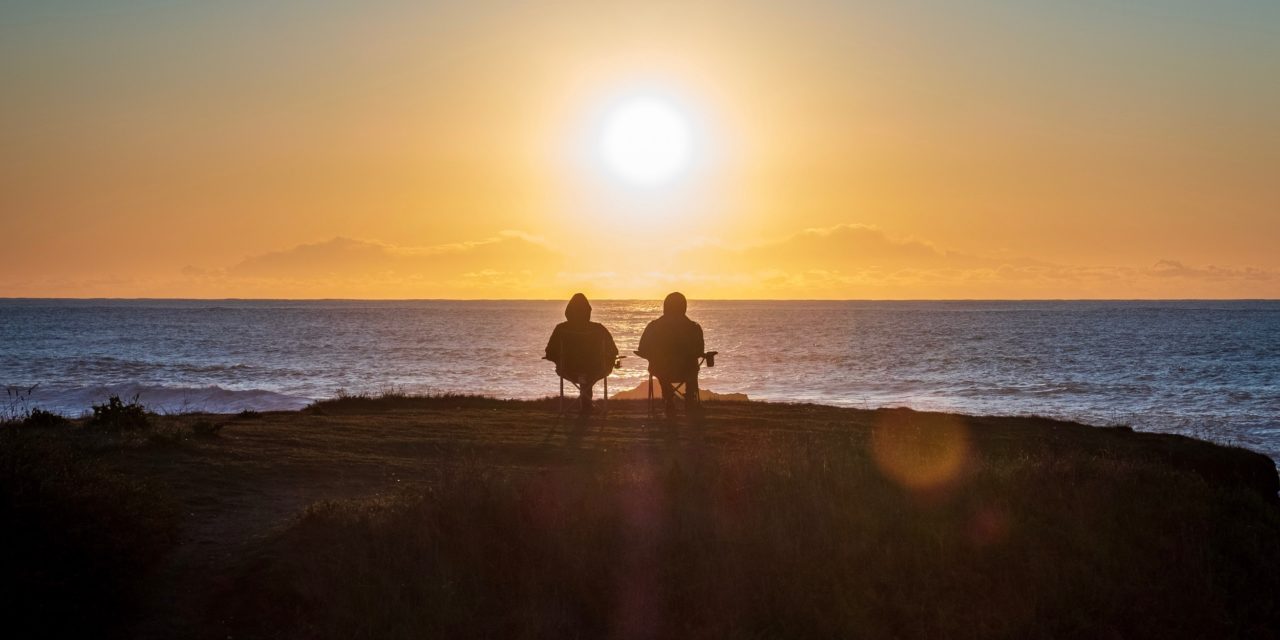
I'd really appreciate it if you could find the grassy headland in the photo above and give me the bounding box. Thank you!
[3,396,1278,639]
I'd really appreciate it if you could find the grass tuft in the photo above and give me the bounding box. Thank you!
[190,419,224,437]
[90,395,151,431]
[307,391,523,414]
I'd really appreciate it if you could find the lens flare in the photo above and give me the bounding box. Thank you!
[871,411,970,491]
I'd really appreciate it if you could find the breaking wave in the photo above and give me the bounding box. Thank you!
[18,384,313,416]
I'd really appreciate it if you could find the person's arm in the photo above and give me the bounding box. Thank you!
[636,322,652,358]
[603,326,619,358]
[545,325,562,363]
[693,322,705,358]
[596,326,619,375]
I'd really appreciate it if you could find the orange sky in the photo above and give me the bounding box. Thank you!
[1,1,1277,299]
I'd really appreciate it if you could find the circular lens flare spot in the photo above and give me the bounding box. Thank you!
[598,98,692,186]
[872,412,970,491]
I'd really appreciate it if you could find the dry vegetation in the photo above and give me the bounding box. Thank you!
[3,395,1278,639]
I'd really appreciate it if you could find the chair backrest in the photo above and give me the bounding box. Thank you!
[555,327,609,379]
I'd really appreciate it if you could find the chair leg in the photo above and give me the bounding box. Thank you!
[559,377,565,416]
[647,373,654,418]
[687,378,702,415]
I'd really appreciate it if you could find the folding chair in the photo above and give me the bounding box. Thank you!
[545,333,623,417]
[633,350,718,418]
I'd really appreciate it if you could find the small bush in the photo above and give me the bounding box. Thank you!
[235,409,260,420]
[89,395,150,431]
[23,408,70,429]
[191,419,224,437]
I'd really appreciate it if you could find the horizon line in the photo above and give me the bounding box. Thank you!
[3,297,1278,303]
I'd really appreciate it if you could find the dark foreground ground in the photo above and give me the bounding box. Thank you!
[3,396,1279,639]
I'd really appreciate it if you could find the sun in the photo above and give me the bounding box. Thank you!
[598,98,692,186]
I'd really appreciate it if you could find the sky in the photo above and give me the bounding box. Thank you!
[1,0,1278,299]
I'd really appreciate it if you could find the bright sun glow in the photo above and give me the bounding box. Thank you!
[598,98,692,186]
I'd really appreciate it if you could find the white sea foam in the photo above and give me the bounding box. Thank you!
[16,384,312,416]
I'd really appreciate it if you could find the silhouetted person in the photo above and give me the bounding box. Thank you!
[637,292,705,418]
[545,293,618,415]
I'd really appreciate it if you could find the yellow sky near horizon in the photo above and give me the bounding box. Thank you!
[1,0,1278,299]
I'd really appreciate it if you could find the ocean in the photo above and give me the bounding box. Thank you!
[2,299,1277,462]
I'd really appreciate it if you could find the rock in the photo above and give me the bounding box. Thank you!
[610,379,749,402]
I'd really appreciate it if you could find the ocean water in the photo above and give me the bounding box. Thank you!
[2,299,1278,462]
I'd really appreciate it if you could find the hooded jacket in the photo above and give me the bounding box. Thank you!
[545,294,619,380]
[636,292,705,380]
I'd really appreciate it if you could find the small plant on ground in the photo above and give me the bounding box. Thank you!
[235,409,260,420]
[23,408,70,429]
[2,386,69,428]
[145,427,187,447]
[3,384,38,424]
[190,419,223,437]
[89,395,150,431]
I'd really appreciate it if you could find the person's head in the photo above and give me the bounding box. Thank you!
[662,291,687,317]
[565,293,591,322]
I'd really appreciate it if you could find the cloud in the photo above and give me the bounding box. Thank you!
[672,224,1280,299]
[142,231,571,298]
[683,224,990,273]
[1147,260,1274,281]
[228,232,561,280]
[4,225,1275,299]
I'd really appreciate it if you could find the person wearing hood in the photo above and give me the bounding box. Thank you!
[636,292,706,418]
[545,293,619,415]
